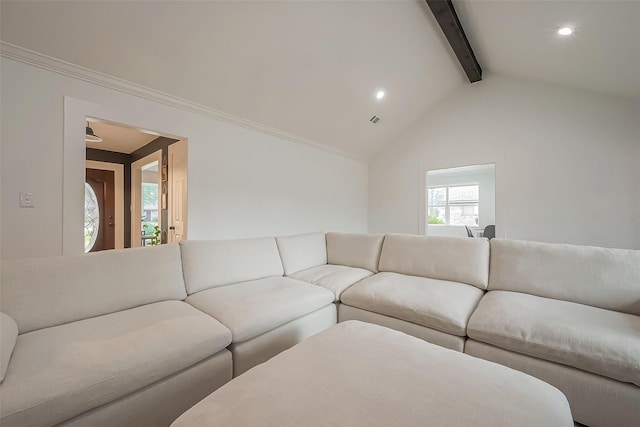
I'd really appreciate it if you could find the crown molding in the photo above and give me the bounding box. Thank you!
[0,41,363,161]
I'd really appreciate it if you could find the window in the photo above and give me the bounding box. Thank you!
[428,184,479,226]
[142,182,159,236]
[84,183,99,252]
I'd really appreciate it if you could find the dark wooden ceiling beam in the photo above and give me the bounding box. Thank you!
[425,0,482,83]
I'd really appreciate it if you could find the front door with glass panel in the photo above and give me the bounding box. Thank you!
[85,168,115,252]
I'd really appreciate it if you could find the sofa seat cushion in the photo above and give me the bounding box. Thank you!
[289,264,373,301]
[468,291,640,386]
[186,277,335,343]
[0,301,232,427]
[340,272,484,337]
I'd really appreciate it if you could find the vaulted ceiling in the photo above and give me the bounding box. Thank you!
[456,0,640,101]
[2,1,639,159]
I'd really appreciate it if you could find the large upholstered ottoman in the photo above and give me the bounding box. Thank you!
[172,321,573,427]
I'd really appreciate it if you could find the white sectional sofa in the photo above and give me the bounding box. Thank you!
[276,232,384,301]
[1,232,638,427]
[0,245,232,427]
[465,239,640,427]
[340,233,489,352]
[179,237,336,376]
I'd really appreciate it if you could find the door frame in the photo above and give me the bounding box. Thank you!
[63,97,188,255]
[131,150,163,248]
[86,160,125,249]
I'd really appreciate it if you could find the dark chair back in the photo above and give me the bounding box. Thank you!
[464,225,474,238]
[483,225,495,240]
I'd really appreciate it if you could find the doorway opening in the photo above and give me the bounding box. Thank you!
[84,117,188,251]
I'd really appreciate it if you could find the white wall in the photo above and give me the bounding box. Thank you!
[1,57,368,260]
[369,74,640,250]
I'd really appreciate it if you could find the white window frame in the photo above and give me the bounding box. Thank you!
[427,183,479,226]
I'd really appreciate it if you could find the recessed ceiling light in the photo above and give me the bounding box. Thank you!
[376,91,385,100]
[558,27,573,36]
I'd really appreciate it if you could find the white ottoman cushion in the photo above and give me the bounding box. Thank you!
[171,321,573,427]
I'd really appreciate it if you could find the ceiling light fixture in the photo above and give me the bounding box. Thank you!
[376,90,385,100]
[558,27,573,36]
[85,121,103,143]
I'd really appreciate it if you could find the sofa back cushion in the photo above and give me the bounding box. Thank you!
[0,244,187,334]
[488,239,640,315]
[326,232,385,272]
[378,234,490,290]
[276,232,327,276]
[180,237,284,294]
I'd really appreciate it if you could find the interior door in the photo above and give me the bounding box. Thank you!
[168,139,188,243]
[86,168,115,252]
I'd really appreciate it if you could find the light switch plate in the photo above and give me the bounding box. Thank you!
[19,192,34,208]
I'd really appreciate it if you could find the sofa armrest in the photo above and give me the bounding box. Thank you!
[1,312,18,383]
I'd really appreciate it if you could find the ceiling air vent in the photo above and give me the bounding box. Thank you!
[369,115,381,124]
